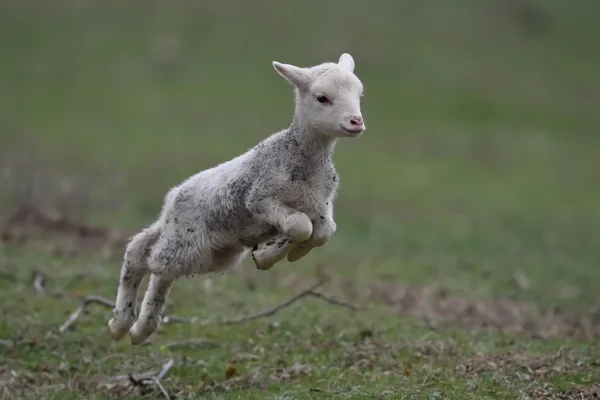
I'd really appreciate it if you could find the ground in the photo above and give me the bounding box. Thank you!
[1,1,600,399]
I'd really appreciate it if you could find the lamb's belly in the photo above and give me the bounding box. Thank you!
[238,221,278,247]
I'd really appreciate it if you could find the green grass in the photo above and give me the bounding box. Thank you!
[1,0,600,398]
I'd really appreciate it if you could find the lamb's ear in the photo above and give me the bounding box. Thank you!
[272,61,310,89]
[338,53,355,73]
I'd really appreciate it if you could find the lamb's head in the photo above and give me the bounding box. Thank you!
[273,53,366,139]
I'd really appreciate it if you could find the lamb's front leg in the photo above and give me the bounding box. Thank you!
[287,214,336,262]
[288,198,336,262]
[247,198,313,270]
[129,274,174,345]
[251,233,295,270]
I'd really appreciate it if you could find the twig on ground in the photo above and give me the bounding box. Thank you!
[32,270,74,300]
[161,314,198,324]
[164,338,220,350]
[156,359,175,380]
[309,387,344,394]
[307,290,360,311]
[151,377,170,400]
[113,369,157,382]
[162,280,359,326]
[35,261,358,333]
[218,280,325,324]
[114,360,174,400]
[58,296,115,333]
[153,359,175,399]
[29,270,115,333]
[32,270,45,295]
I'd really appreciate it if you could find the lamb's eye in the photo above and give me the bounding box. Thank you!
[316,95,330,104]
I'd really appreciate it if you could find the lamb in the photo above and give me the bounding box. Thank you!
[107,52,367,345]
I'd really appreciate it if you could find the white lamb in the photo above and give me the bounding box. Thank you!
[108,53,367,345]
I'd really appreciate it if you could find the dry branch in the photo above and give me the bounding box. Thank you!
[163,281,325,325]
[111,359,174,400]
[150,377,170,400]
[49,278,358,334]
[307,290,360,311]
[32,270,71,300]
[32,270,45,294]
[162,280,359,326]
[153,359,175,397]
[217,280,326,324]
[58,296,115,333]
[164,338,220,350]
[29,252,359,334]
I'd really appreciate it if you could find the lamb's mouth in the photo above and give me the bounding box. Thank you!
[341,126,364,136]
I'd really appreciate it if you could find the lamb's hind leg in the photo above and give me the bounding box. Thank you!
[128,245,249,344]
[129,274,173,345]
[108,226,159,341]
[252,234,297,270]
[107,256,148,340]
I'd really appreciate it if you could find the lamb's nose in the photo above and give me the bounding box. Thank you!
[350,116,363,126]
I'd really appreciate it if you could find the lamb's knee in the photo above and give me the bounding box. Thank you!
[124,228,159,267]
[311,232,332,248]
[315,217,336,243]
[282,213,312,242]
[311,234,330,248]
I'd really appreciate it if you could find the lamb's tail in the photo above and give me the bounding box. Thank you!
[123,222,161,268]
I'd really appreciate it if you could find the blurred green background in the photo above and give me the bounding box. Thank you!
[1,0,600,316]
[2,1,600,398]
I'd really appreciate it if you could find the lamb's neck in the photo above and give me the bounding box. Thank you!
[287,118,337,163]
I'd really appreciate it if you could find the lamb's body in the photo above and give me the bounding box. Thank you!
[150,121,338,278]
[108,53,365,345]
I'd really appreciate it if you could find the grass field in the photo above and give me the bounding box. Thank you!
[1,1,600,398]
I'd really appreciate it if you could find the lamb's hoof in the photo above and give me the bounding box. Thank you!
[129,323,153,345]
[287,244,313,262]
[251,244,280,270]
[252,253,276,270]
[108,318,130,341]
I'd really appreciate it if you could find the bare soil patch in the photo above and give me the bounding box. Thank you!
[0,204,128,260]
[369,281,600,340]
[278,272,600,340]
